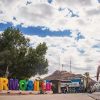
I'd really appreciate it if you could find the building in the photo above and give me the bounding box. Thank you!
[44,70,95,93]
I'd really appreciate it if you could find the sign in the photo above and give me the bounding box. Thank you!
[68,82,80,87]
[0,78,52,91]
[61,82,80,87]
[61,83,67,87]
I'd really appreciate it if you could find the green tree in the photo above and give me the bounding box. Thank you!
[0,27,48,79]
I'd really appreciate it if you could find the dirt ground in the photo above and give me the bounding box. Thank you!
[0,93,94,100]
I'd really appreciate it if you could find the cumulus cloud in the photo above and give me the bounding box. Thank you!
[0,31,2,34]
[25,34,100,78]
[0,0,100,37]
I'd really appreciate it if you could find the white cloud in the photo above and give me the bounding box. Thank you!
[25,34,100,78]
[0,0,100,38]
[0,0,100,78]
[0,31,3,35]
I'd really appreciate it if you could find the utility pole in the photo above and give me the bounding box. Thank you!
[62,64,64,71]
[70,57,72,73]
[59,55,61,71]
[5,66,9,78]
[58,54,61,71]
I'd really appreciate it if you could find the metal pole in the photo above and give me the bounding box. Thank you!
[58,54,61,71]
[70,57,72,73]
[5,66,9,78]
[62,64,63,71]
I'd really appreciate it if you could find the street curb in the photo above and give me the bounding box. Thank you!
[88,94,100,100]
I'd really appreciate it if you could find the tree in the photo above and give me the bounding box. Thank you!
[0,27,48,79]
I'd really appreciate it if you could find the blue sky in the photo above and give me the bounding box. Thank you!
[0,22,71,37]
[0,0,100,78]
[0,22,85,42]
